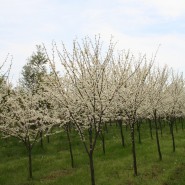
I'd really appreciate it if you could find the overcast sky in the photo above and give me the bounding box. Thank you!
[1,0,185,84]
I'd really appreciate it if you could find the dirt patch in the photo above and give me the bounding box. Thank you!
[142,164,163,179]
[125,180,135,185]
[163,163,185,185]
[42,169,73,180]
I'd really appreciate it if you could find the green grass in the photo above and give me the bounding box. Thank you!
[1,122,185,185]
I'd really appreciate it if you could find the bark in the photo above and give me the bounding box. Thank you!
[137,120,141,144]
[78,122,99,185]
[66,126,74,168]
[130,122,137,176]
[159,117,163,137]
[68,122,72,132]
[154,109,162,161]
[118,119,125,147]
[170,117,175,152]
[175,119,178,133]
[88,128,96,185]
[28,142,33,179]
[149,119,153,140]
[100,132,105,154]
[89,150,95,185]
[40,131,43,148]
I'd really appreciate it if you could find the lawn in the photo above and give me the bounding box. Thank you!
[0,122,185,185]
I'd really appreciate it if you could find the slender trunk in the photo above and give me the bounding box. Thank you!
[118,120,125,147]
[149,119,153,140]
[130,122,137,176]
[159,117,163,137]
[137,121,141,144]
[28,142,33,179]
[175,119,178,133]
[100,132,105,154]
[66,126,74,168]
[89,128,95,185]
[89,150,95,185]
[154,109,162,161]
[170,117,175,152]
[68,122,72,132]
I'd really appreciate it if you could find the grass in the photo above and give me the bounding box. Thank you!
[1,122,185,185]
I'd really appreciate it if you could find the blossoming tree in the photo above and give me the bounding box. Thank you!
[43,37,136,185]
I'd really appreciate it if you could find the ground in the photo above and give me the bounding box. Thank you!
[0,122,185,185]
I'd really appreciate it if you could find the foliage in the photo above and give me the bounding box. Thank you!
[20,45,48,91]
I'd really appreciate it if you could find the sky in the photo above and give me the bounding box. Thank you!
[0,0,185,84]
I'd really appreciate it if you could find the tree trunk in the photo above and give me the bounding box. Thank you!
[175,119,178,133]
[28,142,33,179]
[100,132,105,154]
[149,119,153,139]
[89,150,95,185]
[159,117,163,137]
[88,127,96,185]
[154,109,162,161]
[137,121,141,144]
[68,122,72,132]
[170,117,175,152]
[130,123,137,176]
[118,120,125,147]
[66,126,74,168]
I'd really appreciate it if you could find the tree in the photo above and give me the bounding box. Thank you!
[122,61,152,176]
[20,45,50,148]
[43,37,134,185]
[0,87,57,179]
[20,45,48,91]
[146,66,169,161]
[0,56,12,141]
[163,71,185,152]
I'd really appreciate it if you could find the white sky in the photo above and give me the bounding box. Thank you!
[0,0,185,84]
